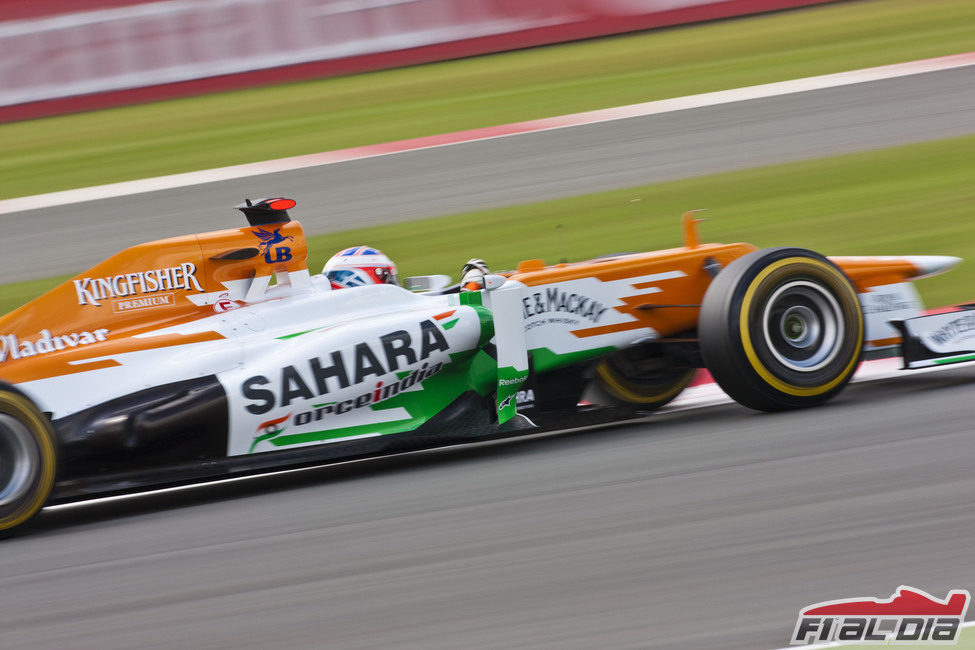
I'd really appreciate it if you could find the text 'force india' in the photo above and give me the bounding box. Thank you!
[0,199,960,535]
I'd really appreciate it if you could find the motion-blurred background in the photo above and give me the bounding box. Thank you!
[3,2,975,649]
[2,0,973,313]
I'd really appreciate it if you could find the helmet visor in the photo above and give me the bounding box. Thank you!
[326,268,373,289]
[326,266,398,288]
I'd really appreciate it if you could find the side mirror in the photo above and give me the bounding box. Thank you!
[404,274,452,292]
[482,274,507,290]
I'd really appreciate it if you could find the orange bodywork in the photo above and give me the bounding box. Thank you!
[828,257,937,292]
[511,242,758,339]
[0,222,307,384]
[0,212,951,385]
[509,213,945,342]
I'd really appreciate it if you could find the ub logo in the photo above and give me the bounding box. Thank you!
[251,228,294,264]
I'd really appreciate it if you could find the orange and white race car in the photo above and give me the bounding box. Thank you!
[0,199,959,535]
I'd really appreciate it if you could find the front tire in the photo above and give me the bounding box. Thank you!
[699,247,863,412]
[0,386,57,536]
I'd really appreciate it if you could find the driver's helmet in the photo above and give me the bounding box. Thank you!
[323,246,398,289]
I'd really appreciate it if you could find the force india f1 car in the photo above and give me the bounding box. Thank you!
[0,198,965,535]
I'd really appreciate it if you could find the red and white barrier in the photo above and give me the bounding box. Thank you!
[0,0,836,122]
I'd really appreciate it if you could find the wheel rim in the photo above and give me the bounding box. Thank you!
[761,280,844,372]
[0,413,39,507]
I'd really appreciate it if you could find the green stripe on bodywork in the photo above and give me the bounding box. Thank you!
[459,291,483,306]
[530,346,617,373]
[270,422,392,447]
[442,318,459,330]
[262,352,499,450]
[467,349,498,397]
[933,353,975,365]
[496,365,529,424]
[472,305,494,347]
[277,328,317,340]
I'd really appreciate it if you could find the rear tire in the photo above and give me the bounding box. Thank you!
[699,247,863,412]
[0,386,57,536]
[591,346,695,411]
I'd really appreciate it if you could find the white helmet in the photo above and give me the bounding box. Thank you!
[323,246,398,289]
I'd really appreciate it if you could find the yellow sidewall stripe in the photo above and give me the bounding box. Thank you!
[738,258,863,398]
[0,392,57,530]
[597,363,693,404]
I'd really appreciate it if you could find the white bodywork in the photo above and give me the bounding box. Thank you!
[17,279,494,456]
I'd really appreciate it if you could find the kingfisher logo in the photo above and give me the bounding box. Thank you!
[251,227,294,264]
[791,586,970,645]
[74,263,203,306]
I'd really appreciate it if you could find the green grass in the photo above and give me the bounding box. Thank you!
[2,0,974,198]
[4,133,974,315]
[299,133,975,310]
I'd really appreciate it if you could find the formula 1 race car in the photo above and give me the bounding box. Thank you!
[0,198,960,535]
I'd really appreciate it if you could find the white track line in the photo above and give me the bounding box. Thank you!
[2,51,973,216]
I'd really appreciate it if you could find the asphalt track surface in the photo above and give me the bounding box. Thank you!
[1,366,974,649]
[3,65,975,282]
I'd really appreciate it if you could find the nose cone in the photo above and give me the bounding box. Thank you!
[904,255,962,279]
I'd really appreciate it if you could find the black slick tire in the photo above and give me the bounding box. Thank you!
[699,247,863,412]
[0,385,57,537]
